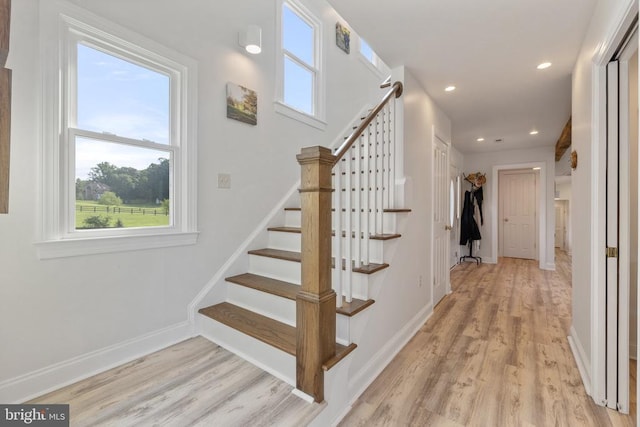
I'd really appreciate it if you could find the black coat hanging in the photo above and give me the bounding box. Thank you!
[460,190,481,245]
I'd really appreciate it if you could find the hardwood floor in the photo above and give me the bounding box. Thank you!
[28,251,636,426]
[341,251,636,426]
[29,337,324,426]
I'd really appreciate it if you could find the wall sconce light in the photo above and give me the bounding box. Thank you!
[239,25,262,54]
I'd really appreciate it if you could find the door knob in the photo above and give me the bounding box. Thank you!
[445,225,453,231]
[504,218,509,222]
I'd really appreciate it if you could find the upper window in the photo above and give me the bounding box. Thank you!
[276,0,325,128]
[359,37,385,76]
[38,1,198,258]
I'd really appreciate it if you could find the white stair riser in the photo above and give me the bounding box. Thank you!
[249,255,301,285]
[336,238,384,264]
[337,315,350,346]
[226,282,362,344]
[268,230,385,263]
[284,209,400,234]
[227,283,296,326]
[332,269,370,301]
[268,230,301,252]
[198,316,295,386]
[284,210,301,228]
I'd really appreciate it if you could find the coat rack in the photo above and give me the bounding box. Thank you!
[459,172,485,264]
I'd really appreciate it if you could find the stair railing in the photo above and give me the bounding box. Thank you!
[332,80,403,308]
[295,80,403,402]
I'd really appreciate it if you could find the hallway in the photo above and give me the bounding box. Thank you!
[341,252,635,426]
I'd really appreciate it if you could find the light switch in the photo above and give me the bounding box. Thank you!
[218,173,231,189]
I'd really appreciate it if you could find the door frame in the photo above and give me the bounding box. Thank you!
[588,0,637,408]
[430,125,451,309]
[498,168,539,260]
[491,162,550,270]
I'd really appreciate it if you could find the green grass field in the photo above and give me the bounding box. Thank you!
[76,200,170,229]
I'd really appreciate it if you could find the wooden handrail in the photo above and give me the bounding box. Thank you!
[332,81,403,165]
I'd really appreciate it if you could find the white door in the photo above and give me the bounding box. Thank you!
[432,131,449,306]
[499,170,536,259]
[555,202,565,249]
[604,28,637,411]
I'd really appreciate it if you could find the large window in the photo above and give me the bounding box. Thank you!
[38,2,198,258]
[276,0,324,128]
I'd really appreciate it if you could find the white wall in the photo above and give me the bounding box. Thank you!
[462,146,556,269]
[570,0,636,392]
[0,0,391,402]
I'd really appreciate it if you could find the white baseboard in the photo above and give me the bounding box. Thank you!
[543,262,556,271]
[0,321,191,404]
[568,326,592,396]
[338,303,433,424]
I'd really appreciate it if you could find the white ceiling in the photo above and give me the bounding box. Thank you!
[328,0,597,154]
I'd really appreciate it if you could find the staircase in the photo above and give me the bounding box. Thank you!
[196,80,406,404]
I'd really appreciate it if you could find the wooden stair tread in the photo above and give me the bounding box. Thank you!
[283,207,411,213]
[248,248,301,262]
[336,298,375,316]
[226,273,375,317]
[199,303,357,368]
[226,273,298,300]
[267,226,400,241]
[248,248,389,274]
[199,302,296,355]
[267,226,301,234]
[323,343,357,371]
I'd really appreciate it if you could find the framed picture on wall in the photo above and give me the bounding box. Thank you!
[336,23,350,54]
[226,82,257,126]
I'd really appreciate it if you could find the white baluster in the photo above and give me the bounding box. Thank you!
[388,102,395,209]
[333,163,343,308]
[354,135,362,269]
[363,123,371,267]
[344,147,353,303]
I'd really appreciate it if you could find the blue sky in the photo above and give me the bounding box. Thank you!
[75,43,170,179]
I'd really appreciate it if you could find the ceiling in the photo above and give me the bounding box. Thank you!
[328,0,597,154]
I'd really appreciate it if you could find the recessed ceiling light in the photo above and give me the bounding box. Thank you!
[537,62,552,70]
[445,85,456,92]
[529,130,539,135]
[476,137,485,142]
[533,167,541,170]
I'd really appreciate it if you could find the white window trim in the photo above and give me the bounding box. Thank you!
[275,0,326,130]
[37,0,198,259]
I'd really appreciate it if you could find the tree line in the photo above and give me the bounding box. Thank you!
[76,158,169,204]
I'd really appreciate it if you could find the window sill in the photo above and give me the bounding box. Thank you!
[274,101,326,130]
[35,231,199,259]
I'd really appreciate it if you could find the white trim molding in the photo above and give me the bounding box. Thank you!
[0,321,190,404]
[37,0,199,258]
[568,326,592,396]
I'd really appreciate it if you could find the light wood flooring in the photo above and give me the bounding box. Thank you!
[29,251,636,426]
[29,337,323,426]
[341,251,637,426]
